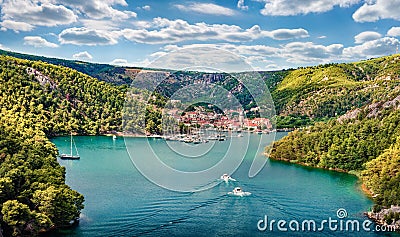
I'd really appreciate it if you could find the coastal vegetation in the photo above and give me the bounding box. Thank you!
[0,55,128,235]
[269,54,400,226]
[2,49,400,232]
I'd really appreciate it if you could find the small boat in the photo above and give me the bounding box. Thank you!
[207,136,218,140]
[193,138,202,144]
[220,174,236,182]
[60,132,80,160]
[229,187,251,197]
[113,135,117,140]
[237,134,243,137]
[183,137,193,143]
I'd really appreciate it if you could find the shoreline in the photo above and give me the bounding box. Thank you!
[266,155,349,174]
[267,155,400,231]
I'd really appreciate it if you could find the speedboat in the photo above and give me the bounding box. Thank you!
[229,187,251,197]
[220,174,236,182]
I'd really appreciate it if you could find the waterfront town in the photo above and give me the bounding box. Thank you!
[149,104,273,142]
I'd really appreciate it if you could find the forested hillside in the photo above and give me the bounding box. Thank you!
[274,55,400,117]
[0,55,126,136]
[0,55,131,236]
[269,55,400,210]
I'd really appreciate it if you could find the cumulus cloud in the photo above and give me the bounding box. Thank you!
[268,28,309,40]
[24,36,59,48]
[354,31,382,44]
[220,44,279,56]
[151,42,346,69]
[353,0,400,22]
[237,0,249,10]
[387,27,400,37]
[80,19,120,31]
[174,3,236,16]
[0,0,137,32]
[260,0,360,16]
[281,42,344,63]
[142,5,151,11]
[59,0,136,21]
[73,51,93,60]
[343,37,399,59]
[120,18,309,44]
[245,55,272,65]
[111,58,129,66]
[0,0,77,32]
[59,27,118,46]
[148,38,399,70]
[0,20,34,32]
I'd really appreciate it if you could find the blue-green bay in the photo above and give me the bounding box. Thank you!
[47,133,392,236]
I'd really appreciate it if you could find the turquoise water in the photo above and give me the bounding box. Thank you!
[48,133,394,236]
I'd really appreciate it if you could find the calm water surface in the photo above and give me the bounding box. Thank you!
[47,133,396,237]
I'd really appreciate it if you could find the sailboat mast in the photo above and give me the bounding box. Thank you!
[70,132,73,156]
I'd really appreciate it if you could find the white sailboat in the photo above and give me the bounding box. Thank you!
[60,132,80,160]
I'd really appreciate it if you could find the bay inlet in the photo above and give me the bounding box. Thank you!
[47,132,386,236]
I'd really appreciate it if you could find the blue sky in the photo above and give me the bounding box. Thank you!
[0,0,400,70]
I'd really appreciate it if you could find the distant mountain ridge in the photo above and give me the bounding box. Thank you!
[2,49,400,122]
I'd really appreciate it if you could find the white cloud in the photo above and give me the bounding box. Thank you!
[318,35,327,39]
[145,38,399,70]
[142,5,151,11]
[24,36,59,48]
[354,31,382,44]
[387,27,400,37]
[59,27,118,46]
[174,3,236,16]
[0,0,137,32]
[260,0,360,16]
[121,18,309,44]
[111,58,129,66]
[0,0,77,31]
[245,55,272,65]
[59,0,136,21]
[237,0,249,10]
[343,37,399,59]
[280,42,344,63]
[0,20,34,32]
[220,44,279,56]
[264,64,282,71]
[353,0,400,22]
[73,51,93,60]
[269,28,309,40]
[149,42,346,70]
[150,51,168,58]
[80,19,119,31]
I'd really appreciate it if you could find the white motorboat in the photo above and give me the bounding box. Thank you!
[220,174,236,182]
[229,187,251,197]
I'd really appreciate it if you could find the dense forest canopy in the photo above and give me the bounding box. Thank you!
[269,54,400,209]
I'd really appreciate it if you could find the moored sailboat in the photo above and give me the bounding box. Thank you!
[60,132,80,160]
